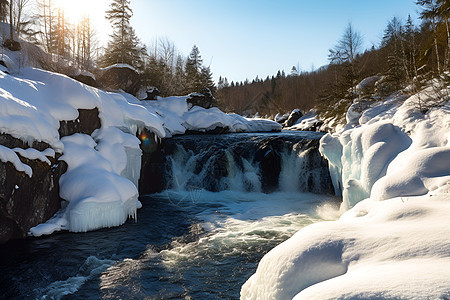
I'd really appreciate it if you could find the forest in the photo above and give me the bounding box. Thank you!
[1,0,449,122]
[218,1,450,120]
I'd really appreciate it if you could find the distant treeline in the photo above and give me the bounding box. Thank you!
[217,0,450,118]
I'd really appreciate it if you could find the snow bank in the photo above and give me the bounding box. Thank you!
[242,85,450,299]
[242,188,450,299]
[129,96,282,136]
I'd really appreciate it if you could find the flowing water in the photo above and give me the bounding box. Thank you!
[0,132,339,299]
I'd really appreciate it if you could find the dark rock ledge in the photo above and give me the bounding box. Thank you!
[0,108,101,244]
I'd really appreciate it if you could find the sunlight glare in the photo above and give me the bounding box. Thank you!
[54,0,106,24]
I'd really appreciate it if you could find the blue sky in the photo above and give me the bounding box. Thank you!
[128,0,420,82]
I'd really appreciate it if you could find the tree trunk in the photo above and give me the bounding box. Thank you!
[433,18,441,74]
[445,18,450,71]
[9,0,13,40]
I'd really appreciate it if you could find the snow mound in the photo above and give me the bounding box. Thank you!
[241,190,450,300]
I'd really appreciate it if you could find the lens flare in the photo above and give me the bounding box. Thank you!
[140,132,151,146]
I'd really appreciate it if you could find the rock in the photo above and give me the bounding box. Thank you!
[0,156,67,243]
[356,75,382,96]
[186,88,215,109]
[274,112,289,124]
[255,137,283,193]
[3,39,21,51]
[0,133,50,152]
[98,64,141,95]
[71,72,98,88]
[184,127,229,135]
[296,140,335,195]
[285,109,303,127]
[139,129,165,194]
[58,108,102,138]
[143,87,160,100]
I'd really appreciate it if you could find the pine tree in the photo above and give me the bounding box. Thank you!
[382,17,409,90]
[185,45,203,93]
[100,0,144,69]
[173,54,186,94]
[200,65,216,93]
[290,65,299,76]
[405,15,419,78]
[417,0,442,74]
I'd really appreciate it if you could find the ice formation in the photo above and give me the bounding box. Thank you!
[242,85,450,299]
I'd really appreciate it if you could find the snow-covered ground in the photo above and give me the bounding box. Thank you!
[241,85,450,299]
[0,47,281,236]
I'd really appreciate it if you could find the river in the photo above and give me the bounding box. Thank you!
[0,132,339,299]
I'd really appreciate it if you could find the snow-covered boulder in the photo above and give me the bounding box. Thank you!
[71,70,98,88]
[355,75,381,96]
[186,88,215,109]
[284,109,303,127]
[285,111,323,132]
[98,63,140,95]
[320,121,412,211]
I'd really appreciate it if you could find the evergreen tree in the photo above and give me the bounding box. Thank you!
[173,54,186,94]
[416,0,442,73]
[100,0,144,69]
[185,45,203,93]
[382,17,409,90]
[200,65,216,93]
[405,15,419,78]
[290,65,299,76]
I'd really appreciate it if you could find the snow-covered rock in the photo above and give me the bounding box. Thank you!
[285,111,323,132]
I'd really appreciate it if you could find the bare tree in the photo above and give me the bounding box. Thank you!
[328,22,363,99]
[12,0,30,38]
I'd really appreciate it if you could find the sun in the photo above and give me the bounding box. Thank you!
[54,0,108,24]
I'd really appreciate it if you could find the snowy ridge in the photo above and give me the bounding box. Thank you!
[242,87,450,299]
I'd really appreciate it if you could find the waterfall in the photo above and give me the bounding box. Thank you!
[140,132,334,195]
